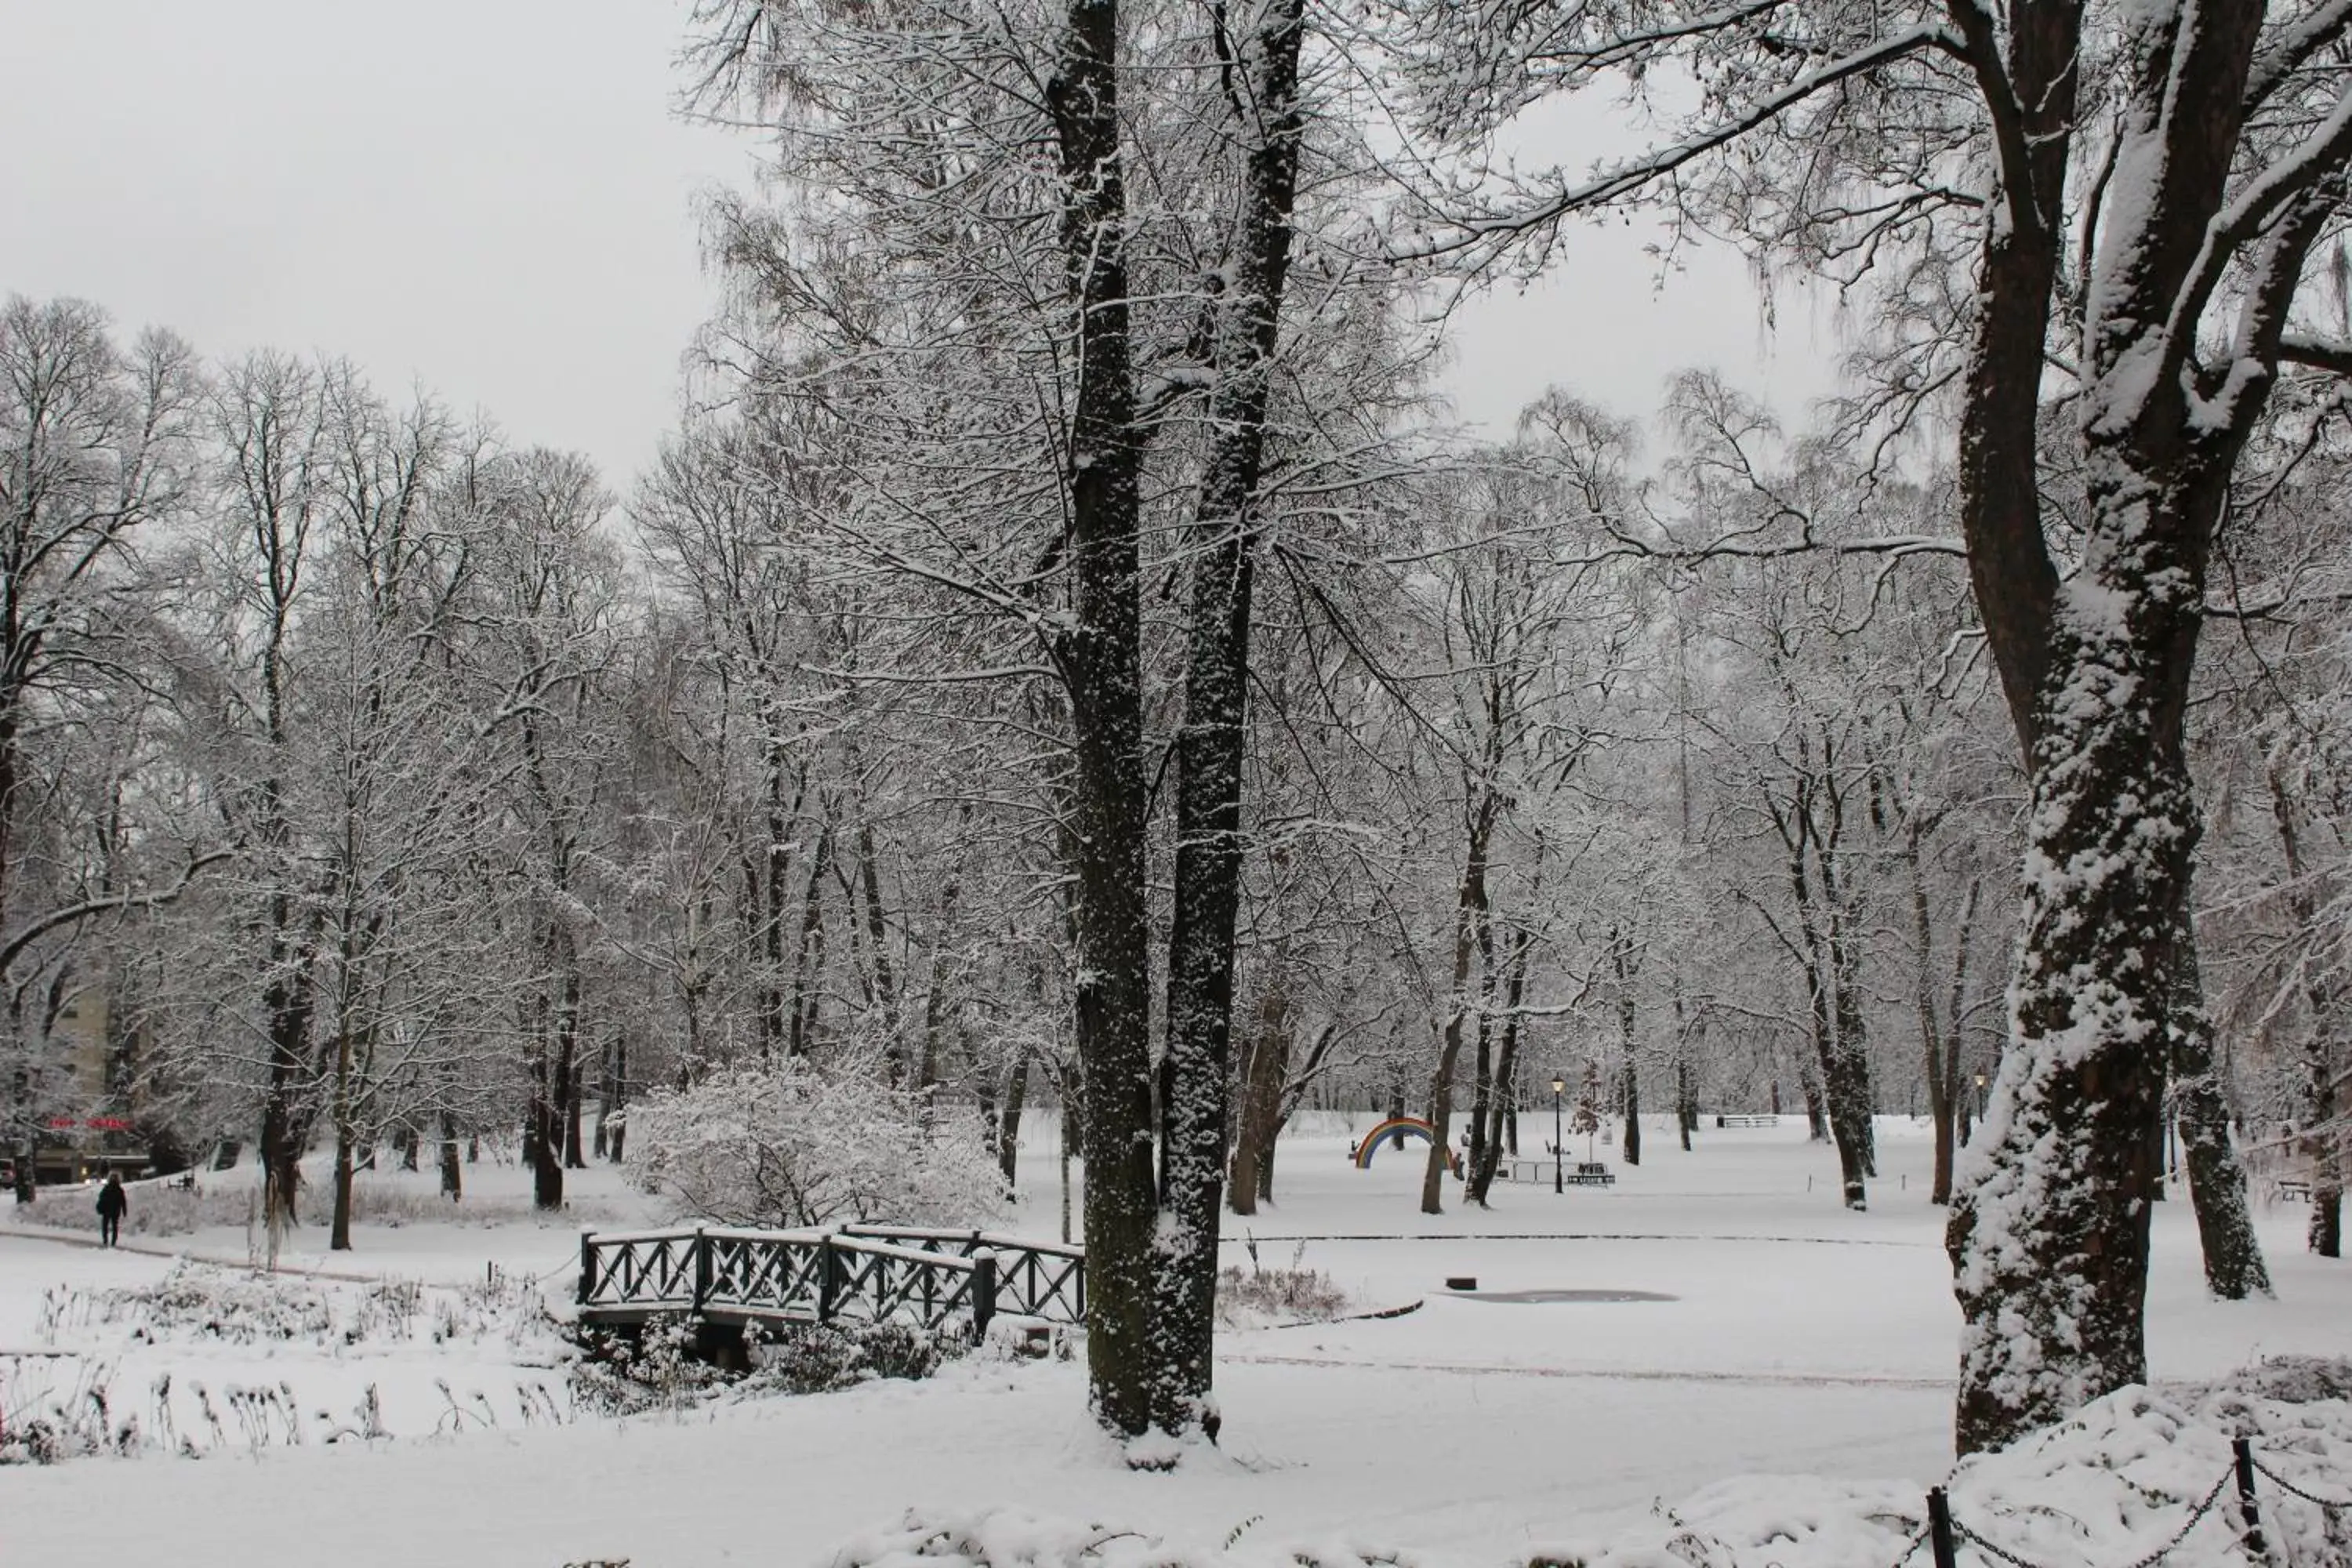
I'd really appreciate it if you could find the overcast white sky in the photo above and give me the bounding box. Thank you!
[0,0,1840,490]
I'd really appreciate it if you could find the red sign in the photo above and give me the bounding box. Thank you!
[42,1116,133,1131]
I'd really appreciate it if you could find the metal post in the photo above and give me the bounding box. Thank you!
[971,1254,997,1344]
[2233,1436,2267,1558]
[1926,1487,1957,1568]
[1554,1087,1564,1194]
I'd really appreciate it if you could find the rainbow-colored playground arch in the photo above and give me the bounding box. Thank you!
[1350,1116,1463,1175]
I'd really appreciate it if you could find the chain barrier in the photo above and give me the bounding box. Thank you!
[2249,1454,2352,1512]
[1883,1520,1933,1568]
[1931,1461,2241,1568]
[1900,1436,2350,1568]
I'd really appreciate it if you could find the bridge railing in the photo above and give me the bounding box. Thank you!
[578,1223,1084,1340]
[837,1224,1085,1325]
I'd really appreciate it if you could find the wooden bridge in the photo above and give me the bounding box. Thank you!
[576,1222,1085,1345]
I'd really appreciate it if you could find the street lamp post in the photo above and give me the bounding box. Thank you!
[1552,1075,1566,1194]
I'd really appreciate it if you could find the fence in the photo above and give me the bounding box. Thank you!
[576,1223,1084,1345]
[1888,1437,2350,1568]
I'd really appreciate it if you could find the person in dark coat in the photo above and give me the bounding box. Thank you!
[96,1172,127,1247]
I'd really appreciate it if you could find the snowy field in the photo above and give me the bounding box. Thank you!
[2,1116,2347,1566]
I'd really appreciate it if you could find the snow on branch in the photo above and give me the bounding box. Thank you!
[0,849,235,975]
[1391,21,1965,265]
[2245,0,2352,113]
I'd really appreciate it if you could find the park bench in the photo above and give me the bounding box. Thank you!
[2278,1178,2312,1202]
[1715,1114,1778,1129]
[1565,1162,1615,1187]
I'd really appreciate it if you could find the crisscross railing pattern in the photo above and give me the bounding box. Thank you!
[840,1224,1087,1323]
[577,1223,1085,1344]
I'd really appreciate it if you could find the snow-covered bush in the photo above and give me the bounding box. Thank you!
[1217,1238,1348,1327]
[820,1507,1417,1568]
[628,1060,1011,1229]
[567,1316,964,1414]
[0,1356,134,1465]
[39,1258,557,1353]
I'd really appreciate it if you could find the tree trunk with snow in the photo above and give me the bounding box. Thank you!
[1614,936,1642,1167]
[1229,983,1290,1218]
[1466,927,1530,1203]
[1424,793,1495,1215]
[2167,913,2269,1297]
[1944,0,2340,1448]
[2267,762,2344,1258]
[1043,0,1156,1441]
[996,1051,1030,1188]
[1152,0,1308,1436]
[437,1109,463,1200]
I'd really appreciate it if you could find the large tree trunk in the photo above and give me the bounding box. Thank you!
[564,1050,587,1171]
[2167,910,2270,1297]
[330,1118,355,1252]
[1228,982,1290,1217]
[524,929,576,1213]
[756,728,802,1061]
[1423,796,1495,1215]
[996,1050,1030,1188]
[1614,935,1642,1167]
[1463,939,1500,1202]
[1466,927,1530,1204]
[1950,586,2190,1450]
[1152,0,1305,1432]
[2267,763,2343,1258]
[437,1109,463,1201]
[328,1015,357,1251]
[608,1032,628,1165]
[920,855,964,1095]
[259,912,318,1238]
[1788,837,1867,1207]
[1943,0,2322,1455]
[1922,876,1980,1206]
[789,811,831,1057]
[1950,367,2264,1446]
[2313,1047,2345,1259]
[1046,0,1156,1441]
[854,815,902,1079]
[1674,999,1699,1154]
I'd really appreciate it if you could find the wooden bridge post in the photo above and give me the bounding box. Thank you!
[817,1234,838,1323]
[971,1254,996,1343]
[578,1232,597,1305]
[693,1227,712,1312]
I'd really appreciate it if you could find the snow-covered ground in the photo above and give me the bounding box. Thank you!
[2,1116,2345,1566]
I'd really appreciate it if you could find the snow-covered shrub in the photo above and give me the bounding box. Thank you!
[41,1258,557,1353]
[568,1315,725,1414]
[1216,1238,1348,1327]
[0,1356,134,1465]
[629,1059,1011,1228]
[566,1316,964,1414]
[820,1508,1417,1568]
